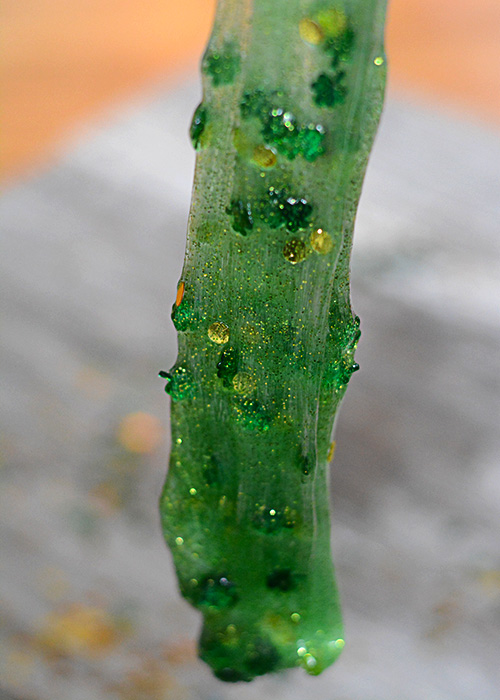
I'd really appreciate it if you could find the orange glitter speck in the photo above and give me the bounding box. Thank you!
[175,281,185,307]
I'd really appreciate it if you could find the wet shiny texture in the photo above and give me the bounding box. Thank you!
[161,0,388,683]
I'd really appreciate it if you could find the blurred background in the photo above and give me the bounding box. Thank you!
[2,1,500,699]
[4,0,500,183]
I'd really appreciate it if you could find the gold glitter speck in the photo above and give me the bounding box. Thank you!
[232,372,257,394]
[252,145,277,168]
[327,440,336,462]
[299,18,324,45]
[283,239,307,264]
[241,322,261,345]
[311,228,333,255]
[208,321,230,344]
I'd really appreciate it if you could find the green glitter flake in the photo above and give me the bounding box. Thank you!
[190,103,207,149]
[262,108,301,159]
[311,72,347,107]
[328,306,361,349]
[323,356,360,392]
[241,637,280,676]
[200,629,281,683]
[240,90,326,161]
[203,41,241,86]
[217,347,239,387]
[226,199,254,235]
[323,311,362,390]
[234,397,271,431]
[171,299,196,332]
[261,187,313,232]
[281,196,312,231]
[323,23,355,66]
[299,124,326,160]
[240,88,272,120]
[316,8,348,38]
[189,574,239,609]
[261,109,327,161]
[161,364,195,401]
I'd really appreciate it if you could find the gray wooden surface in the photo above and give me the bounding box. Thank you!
[1,78,499,700]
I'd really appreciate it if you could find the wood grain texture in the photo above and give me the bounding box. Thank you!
[3,0,500,183]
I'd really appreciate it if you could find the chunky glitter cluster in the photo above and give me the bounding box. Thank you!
[160,0,387,683]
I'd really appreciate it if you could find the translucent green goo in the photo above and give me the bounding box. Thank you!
[160,0,387,682]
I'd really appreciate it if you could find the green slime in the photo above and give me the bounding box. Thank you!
[160,0,387,682]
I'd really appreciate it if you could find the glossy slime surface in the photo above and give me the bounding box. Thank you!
[160,0,387,682]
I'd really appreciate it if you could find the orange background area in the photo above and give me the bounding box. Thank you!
[4,0,500,184]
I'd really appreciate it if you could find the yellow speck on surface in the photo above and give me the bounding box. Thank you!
[316,8,347,37]
[175,537,184,546]
[283,238,307,264]
[208,321,230,344]
[117,412,163,454]
[311,228,333,255]
[299,18,324,45]
[189,487,197,496]
[240,321,261,345]
[232,372,257,394]
[374,56,384,66]
[327,440,336,462]
[36,603,119,657]
[252,144,277,168]
[175,281,185,306]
